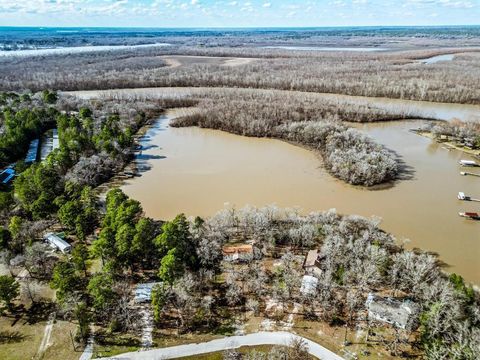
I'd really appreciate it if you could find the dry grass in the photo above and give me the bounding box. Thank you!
[0,316,77,360]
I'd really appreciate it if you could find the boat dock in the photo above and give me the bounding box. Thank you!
[458,192,480,202]
[459,212,480,220]
[459,159,479,167]
[460,171,480,177]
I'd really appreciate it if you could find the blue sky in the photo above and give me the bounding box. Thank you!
[0,0,478,27]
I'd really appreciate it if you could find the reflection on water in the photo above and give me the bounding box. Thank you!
[0,43,171,57]
[121,112,480,284]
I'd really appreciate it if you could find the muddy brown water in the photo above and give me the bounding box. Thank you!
[120,113,480,284]
[69,89,480,283]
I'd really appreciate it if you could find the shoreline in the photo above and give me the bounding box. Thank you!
[412,130,480,158]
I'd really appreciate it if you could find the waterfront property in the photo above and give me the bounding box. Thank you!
[366,293,419,330]
[44,232,72,253]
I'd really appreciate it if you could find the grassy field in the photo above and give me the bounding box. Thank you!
[176,345,286,359]
[0,315,78,360]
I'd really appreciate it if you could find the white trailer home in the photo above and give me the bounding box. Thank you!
[44,233,72,253]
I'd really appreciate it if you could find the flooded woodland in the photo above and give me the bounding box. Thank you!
[114,109,480,284]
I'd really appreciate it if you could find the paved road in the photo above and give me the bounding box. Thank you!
[98,331,344,360]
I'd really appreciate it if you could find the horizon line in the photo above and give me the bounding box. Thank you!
[1,24,480,30]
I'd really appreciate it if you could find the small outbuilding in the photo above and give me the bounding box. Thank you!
[300,275,318,296]
[0,168,15,185]
[366,293,420,330]
[25,139,40,163]
[222,244,253,262]
[44,232,72,253]
[303,249,322,276]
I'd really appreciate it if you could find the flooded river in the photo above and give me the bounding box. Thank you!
[120,112,480,283]
[69,88,480,283]
[0,43,171,57]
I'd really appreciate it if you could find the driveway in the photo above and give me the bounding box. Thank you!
[97,331,344,360]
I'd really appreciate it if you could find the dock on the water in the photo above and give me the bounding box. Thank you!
[459,159,479,167]
[458,192,480,202]
[459,212,480,220]
[461,171,480,177]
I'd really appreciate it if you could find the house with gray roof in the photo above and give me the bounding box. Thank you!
[366,293,420,331]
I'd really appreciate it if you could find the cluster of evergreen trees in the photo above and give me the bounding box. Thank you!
[0,91,57,166]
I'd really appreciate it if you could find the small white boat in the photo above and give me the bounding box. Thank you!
[458,192,472,201]
[459,160,478,167]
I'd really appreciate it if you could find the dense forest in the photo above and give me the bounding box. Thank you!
[1,46,480,104]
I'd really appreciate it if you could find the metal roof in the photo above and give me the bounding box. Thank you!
[44,232,72,253]
[135,282,161,303]
[0,168,15,184]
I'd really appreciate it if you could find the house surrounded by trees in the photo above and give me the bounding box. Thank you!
[366,293,420,330]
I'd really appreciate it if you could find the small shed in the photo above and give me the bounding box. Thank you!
[222,244,253,262]
[366,293,419,330]
[25,139,40,163]
[44,233,72,253]
[300,275,318,296]
[303,249,322,276]
[135,282,161,303]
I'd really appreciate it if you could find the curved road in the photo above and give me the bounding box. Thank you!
[97,331,344,360]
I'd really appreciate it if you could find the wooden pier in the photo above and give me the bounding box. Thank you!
[460,171,480,177]
[458,192,480,202]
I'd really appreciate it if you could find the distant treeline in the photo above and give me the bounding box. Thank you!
[2,26,480,50]
[1,46,479,104]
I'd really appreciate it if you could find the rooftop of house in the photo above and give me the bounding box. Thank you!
[300,275,319,295]
[303,249,319,268]
[366,293,420,330]
[222,244,253,255]
[0,168,15,184]
[135,282,161,303]
[44,232,71,252]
